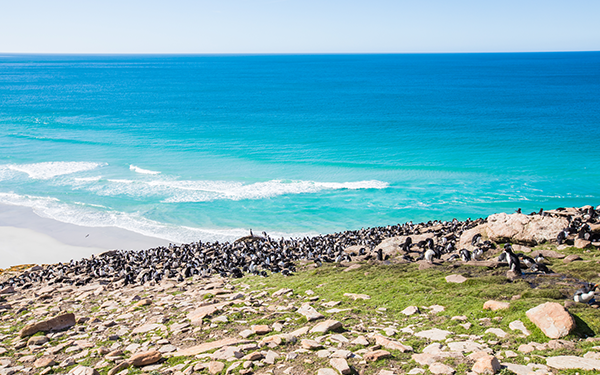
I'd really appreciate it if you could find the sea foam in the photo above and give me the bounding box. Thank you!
[67,177,389,202]
[7,162,105,179]
[0,192,312,243]
[130,165,161,175]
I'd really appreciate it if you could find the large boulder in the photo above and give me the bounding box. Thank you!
[526,302,575,339]
[485,213,569,245]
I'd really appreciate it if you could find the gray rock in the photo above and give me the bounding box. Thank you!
[546,355,600,370]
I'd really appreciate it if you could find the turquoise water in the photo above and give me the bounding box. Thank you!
[0,53,599,243]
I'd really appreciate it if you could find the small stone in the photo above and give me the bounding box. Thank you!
[563,254,582,263]
[27,335,49,346]
[301,339,323,350]
[343,293,370,300]
[239,329,254,338]
[208,361,225,374]
[364,350,391,361]
[297,304,324,321]
[509,320,531,336]
[129,350,162,366]
[351,336,369,346]
[575,239,592,249]
[518,344,534,353]
[415,328,452,341]
[317,369,338,375]
[483,300,510,311]
[310,319,342,334]
[445,274,467,283]
[330,358,351,374]
[33,356,56,368]
[401,306,420,316]
[429,362,455,374]
[264,350,279,364]
[472,354,501,374]
[485,328,507,338]
[251,325,272,335]
[272,288,293,297]
[68,366,100,375]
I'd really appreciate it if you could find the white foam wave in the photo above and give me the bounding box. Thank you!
[0,192,304,244]
[7,161,105,179]
[70,178,389,202]
[130,165,161,175]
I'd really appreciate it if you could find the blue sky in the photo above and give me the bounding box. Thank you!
[1,0,599,53]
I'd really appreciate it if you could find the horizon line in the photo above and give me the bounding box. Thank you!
[1,50,599,57]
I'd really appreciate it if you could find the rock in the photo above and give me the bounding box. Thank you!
[546,355,600,370]
[187,301,231,325]
[485,212,568,245]
[310,319,342,334]
[129,350,162,366]
[374,335,413,352]
[445,274,467,283]
[330,358,351,374]
[458,226,486,250]
[401,306,420,316]
[302,339,323,350]
[264,350,279,364]
[415,328,452,341]
[19,313,76,337]
[509,320,531,336]
[208,361,225,374]
[0,286,15,295]
[483,300,510,311]
[343,293,370,300]
[564,254,582,263]
[27,335,49,346]
[33,357,55,368]
[485,328,507,338]
[429,305,445,313]
[501,362,550,375]
[68,366,100,375]
[169,338,247,357]
[211,346,243,360]
[412,353,440,366]
[131,323,164,334]
[364,350,391,361]
[272,288,293,297]
[517,344,534,353]
[239,329,254,338]
[447,341,491,354]
[575,239,592,249]
[472,355,501,374]
[251,325,272,335]
[526,302,575,339]
[530,250,565,259]
[297,303,324,321]
[317,369,338,375]
[429,362,455,374]
[351,336,369,346]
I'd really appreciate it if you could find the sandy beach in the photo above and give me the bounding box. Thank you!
[0,204,172,269]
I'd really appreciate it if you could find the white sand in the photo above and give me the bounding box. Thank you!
[0,204,173,269]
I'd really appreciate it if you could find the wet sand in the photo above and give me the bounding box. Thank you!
[0,204,172,269]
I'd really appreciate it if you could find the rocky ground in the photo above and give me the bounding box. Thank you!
[1,206,600,375]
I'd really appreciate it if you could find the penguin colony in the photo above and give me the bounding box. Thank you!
[1,206,598,291]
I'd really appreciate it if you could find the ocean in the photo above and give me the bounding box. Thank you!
[0,52,599,244]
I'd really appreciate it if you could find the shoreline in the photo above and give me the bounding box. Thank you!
[0,204,172,269]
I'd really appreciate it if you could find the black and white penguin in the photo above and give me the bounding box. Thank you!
[459,249,472,262]
[574,283,598,304]
[473,248,484,261]
[503,244,521,274]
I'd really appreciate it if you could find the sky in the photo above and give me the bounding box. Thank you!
[1,0,599,54]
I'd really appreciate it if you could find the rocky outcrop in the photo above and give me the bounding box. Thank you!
[485,213,569,245]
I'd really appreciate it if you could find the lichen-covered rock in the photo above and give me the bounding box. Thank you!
[526,302,575,339]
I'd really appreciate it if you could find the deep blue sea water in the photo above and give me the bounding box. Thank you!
[0,53,599,243]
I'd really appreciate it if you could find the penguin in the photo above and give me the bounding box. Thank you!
[518,254,535,268]
[574,283,598,304]
[473,248,484,261]
[424,248,436,263]
[459,249,472,262]
[503,244,521,274]
[530,263,551,274]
